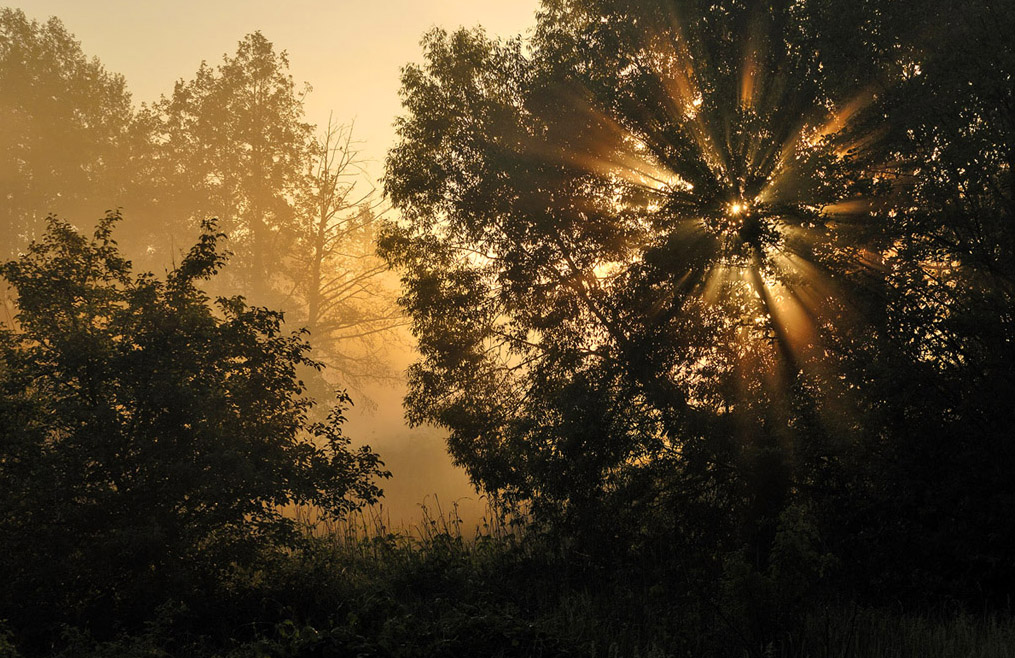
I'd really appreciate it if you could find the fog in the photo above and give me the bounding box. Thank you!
[5,0,539,527]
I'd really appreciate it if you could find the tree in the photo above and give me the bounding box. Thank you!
[140,31,314,303]
[0,213,389,641]
[3,18,402,392]
[807,0,1015,600]
[0,9,134,257]
[138,34,403,391]
[381,0,1014,596]
[383,0,870,520]
[1,8,135,327]
[290,119,404,391]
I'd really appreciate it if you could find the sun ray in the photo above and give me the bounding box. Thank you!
[498,6,895,414]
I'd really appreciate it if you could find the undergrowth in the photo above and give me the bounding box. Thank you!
[5,498,1013,658]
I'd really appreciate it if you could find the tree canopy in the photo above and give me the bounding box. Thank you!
[0,214,389,638]
[0,8,134,258]
[381,0,1015,597]
[135,32,403,390]
[138,32,313,302]
[1,15,403,391]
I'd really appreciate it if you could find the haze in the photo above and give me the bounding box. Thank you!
[15,0,538,179]
[10,0,539,526]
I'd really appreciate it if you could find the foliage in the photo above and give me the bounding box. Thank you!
[0,8,134,258]
[136,31,314,301]
[133,32,403,389]
[12,510,1015,658]
[0,15,403,390]
[0,214,389,645]
[819,0,1015,602]
[2,1,1014,654]
[380,0,876,515]
[381,0,1015,603]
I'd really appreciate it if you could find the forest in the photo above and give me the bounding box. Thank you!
[1,0,1014,656]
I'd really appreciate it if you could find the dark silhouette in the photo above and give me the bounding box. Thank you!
[1,0,1014,655]
[381,0,1015,619]
[0,214,388,647]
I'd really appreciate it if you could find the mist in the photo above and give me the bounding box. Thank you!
[3,2,538,528]
[4,1,1015,656]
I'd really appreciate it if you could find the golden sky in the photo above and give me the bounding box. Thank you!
[11,0,541,526]
[14,0,539,181]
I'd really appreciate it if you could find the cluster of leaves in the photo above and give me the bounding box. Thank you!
[0,10,401,390]
[381,0,1015,606]
[0,215,389,648]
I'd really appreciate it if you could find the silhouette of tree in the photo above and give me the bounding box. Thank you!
[381,0,1015,597]
[291,119,404,390]
[140,31,314,303]
[384,0,865,520]
[804,0,1015,600]
[137,34,404,390]
[1,21,403,390]
[0,9,133,256]
[0,213,389,640]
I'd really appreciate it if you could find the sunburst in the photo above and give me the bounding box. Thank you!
[512,9,894,418]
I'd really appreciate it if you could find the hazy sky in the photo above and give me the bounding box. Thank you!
[14,0,540,180]
[11,0,542,526]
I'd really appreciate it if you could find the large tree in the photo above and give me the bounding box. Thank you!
[382,0,1014,596]
[138,34,403,389]
[0,9,134,255]
[813,0,1015,599]
[0,213,389,640]
[383,0,876,518]
[140,31,314,303]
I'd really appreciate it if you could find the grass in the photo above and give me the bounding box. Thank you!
[5,499,1014,657]
[791,607,1015,658]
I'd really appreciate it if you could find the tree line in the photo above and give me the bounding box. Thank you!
[1,8,401,390]
[380,0,1015,609]
[1,0,1014,655]
[2,10,402,651]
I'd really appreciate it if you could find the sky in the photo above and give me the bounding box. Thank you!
[14,0,540,180]
[11,0,541,527]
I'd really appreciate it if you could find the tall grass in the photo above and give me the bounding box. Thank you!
[788,606,1015,658]
[12,499,1015,657]
[279,499,1015,658]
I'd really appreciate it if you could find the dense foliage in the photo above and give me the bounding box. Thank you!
[0,10,400,389]
[1,0,1013,655]
[381,0,1014,604]
[0,215,388,646]
[3,515,1015,658]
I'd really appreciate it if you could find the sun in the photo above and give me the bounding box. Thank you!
[518,19,888,390]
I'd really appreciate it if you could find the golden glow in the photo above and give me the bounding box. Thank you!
[11,0,542,529]
[24,0,540,186]
[518,6,889,422]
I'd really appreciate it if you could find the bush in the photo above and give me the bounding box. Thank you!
[0,214,388,648]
